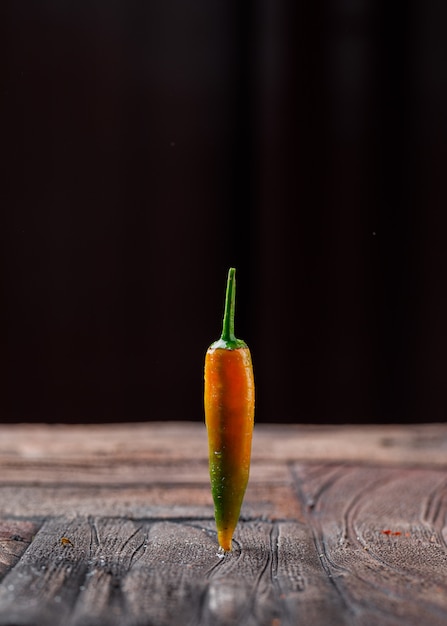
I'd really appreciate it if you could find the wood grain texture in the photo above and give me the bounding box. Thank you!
[0,422,446,466]
[0,423,446,625]
[0,520,39,578]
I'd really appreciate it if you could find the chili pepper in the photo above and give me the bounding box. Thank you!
[204,267,255,551]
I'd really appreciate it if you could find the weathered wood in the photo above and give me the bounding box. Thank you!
[293,463,447,625]
[0,423,446,625]
[0,520,39,578]
[0,482,301,522]
[0,516,353,626]
[0,422,446,466]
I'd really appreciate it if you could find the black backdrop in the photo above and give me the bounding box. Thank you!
[1,1,447,424]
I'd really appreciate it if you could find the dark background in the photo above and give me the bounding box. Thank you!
[1,1,447,424]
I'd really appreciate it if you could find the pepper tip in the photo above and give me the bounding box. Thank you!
[217,530,234,552]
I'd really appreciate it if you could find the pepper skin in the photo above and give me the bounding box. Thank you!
[204,268,255,551]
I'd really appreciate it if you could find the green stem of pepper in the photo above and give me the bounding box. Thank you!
[212,268,246,351]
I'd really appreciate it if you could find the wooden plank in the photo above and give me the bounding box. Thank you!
[0,459,288,486]
[0,423,447,625]
[77,518,222,626]
[0,482,302,522]
[0,517,94,626]
[292,463,447,625]
[2,502,445,626]
[0,422,447,467]
[0,467,444,625]
[0,516,349,626]
[0,520,40,578]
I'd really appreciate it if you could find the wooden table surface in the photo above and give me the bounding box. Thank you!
[0,421,446,626]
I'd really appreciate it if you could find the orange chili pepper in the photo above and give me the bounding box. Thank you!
[204,268,255,551]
